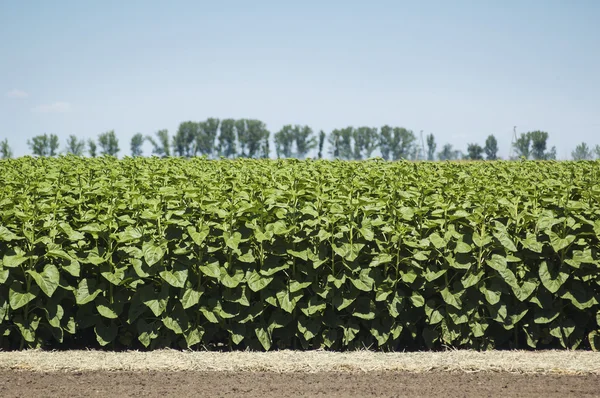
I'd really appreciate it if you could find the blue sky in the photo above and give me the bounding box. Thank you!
[1,0,599,159]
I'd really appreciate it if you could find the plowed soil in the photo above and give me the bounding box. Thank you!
[1,370,599,397]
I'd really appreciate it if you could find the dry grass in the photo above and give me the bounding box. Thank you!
[0,349,599,374]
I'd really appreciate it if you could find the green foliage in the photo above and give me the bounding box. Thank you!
[98,131,120,156]
[148,130,171,158]
[65,135,86,156]
[0,139,13,159]
[484,135,498,160]
[130,133,144,157]
[0,157,599,351]
[27,133,59,157]
[438,143,461,161]
[379,126,415,160]
[88,139,97,157]
[466,143,484,160]
[426,134,436,161]
[572,142,593,161]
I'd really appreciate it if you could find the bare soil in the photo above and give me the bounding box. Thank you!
[1,370,599,397]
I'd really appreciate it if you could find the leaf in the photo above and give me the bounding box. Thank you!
[187,225,210,246]
[9,282,38,310]
[220,267,245,288]
[350,269,374,292]
[62,260,80,277]
[428,233,446,249]
[492,222,518,252]
[255,325,272,351]
[0,226,21,241]
[440,287,462,309]
[27,263,60,298]
[548,232,576,253]
[2,253,29,268]
[75,278,102,305]
[455,241,472,254]
[538,261,568,294]
[237,250,255,263]
[246,270,273,292]
[159,268,188,288]
[181,287,204,309]
[410,292,425,308]
[142,242,165,266]
[199,260,221,279]
[95,321,118,346]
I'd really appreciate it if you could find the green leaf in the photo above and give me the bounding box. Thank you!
[0,269,9,284]
[410,292,425,308]
[142,242,164,266]
[428,233,446,249]
[75,278,102,305]
[9,282,38,310]
[440,287,462,309]
[220,267,245,288]
[0,226,21,241]
[492,222,518,252]
[62,260,80,277]
[159,268,188,288]
[237,250,255,263]
[27,263,60,298]
[455,241,472,254]
[538,261,568,294]
[199,260,221,279]
[95,321,118,346]
[2,253,29,268]
[255,325,272,351]
[187,225,210,246]
[350,269,374,292]
[181,287,203,309]
[246,270,273,292]
[548,232,576,253]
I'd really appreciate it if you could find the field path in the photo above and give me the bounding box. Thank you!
[1,350,599,397]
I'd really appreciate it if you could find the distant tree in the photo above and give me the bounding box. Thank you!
[353,127,378,160]
[572,142,593,160]
[317,130,326,159]
[65,135,86,156]
[147,129,171,157]
[274,125,294,158]
[0,139,13,159]
[529,131,549,160]
[426,133,436,161]
[437,143,461,161]
[235,120,249,157]
[295,125,317,159]
[197,118,220,157]
[217,119,237,158]
[327,127,353,159]
[484,135,498,160]
[379,126,416,160]
[98,130,120,156]
[512,133,531,159]
[88,139,97,157]
[466,143,484,160]
[245,119,269,158]
[595,145,600,159]
[546,146,557,160]
[130,133,144,157]
[172,122,198,157]
[27,133,59,157]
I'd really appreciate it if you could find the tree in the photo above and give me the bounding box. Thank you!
[245,119,269,158]
[353,127,378,160]
[437,143,461,161]
[595,145,600,159]
[426,133,436,161]
[466,143,484,160]
[217,119,237,158]
[88,139,97,157]
[327,127,353,159]
[130,133,144,157]
[98,130,120,156]
[529,131,549,160]
[27,133,59,157]
[295,125,317,159]
[484,135,498,160]
[197,118,220,157]
[65,135,86,156]
[274,125,294,158]
[512,133,531,159]
[147,130,171,157]
[572,142,593,160]
[379,126,415,160]
[172,122,198,157]
[317,130,325,159]
[0,139,13,159]
[235,119,249,157]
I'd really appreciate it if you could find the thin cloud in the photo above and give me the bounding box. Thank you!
[32,101,72,113]
[6,89,29,99]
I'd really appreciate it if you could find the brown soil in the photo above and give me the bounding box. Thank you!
[1,370,599,398]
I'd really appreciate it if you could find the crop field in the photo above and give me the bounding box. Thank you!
[1,157,600,396]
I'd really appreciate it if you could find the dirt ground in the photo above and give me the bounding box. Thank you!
[1,370,599,397]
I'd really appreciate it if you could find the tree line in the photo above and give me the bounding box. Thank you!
[1,118,600,161]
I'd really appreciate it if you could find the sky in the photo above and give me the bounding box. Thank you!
[1,0,599,159]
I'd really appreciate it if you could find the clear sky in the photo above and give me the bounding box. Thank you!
[1,0,599,159]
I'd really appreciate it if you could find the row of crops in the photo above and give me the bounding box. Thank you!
[0,156,599,350]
